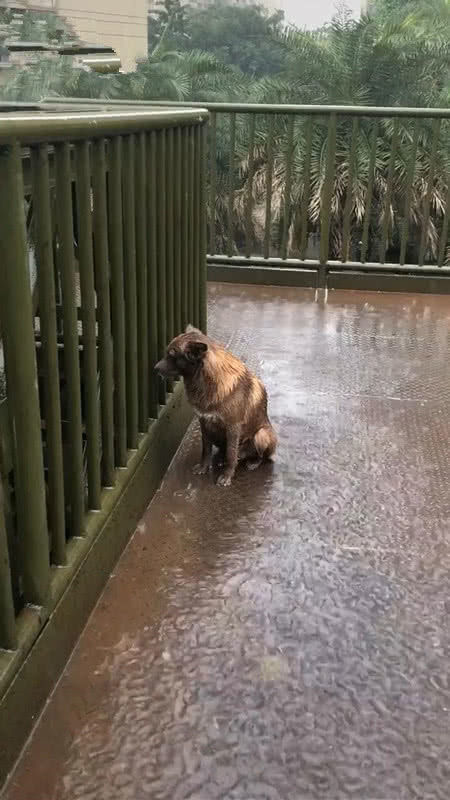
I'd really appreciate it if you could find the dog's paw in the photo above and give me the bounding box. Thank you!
[193,463,210,475]
[245,458,262,471]
[216,472,232,487]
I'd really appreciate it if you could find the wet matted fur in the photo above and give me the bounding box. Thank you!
[155,325,277,486]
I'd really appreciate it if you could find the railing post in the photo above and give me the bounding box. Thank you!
[200,123,208,333]
[319,113,337,288]
[0,140,49,606]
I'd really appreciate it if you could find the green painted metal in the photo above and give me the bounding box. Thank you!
[194,125,202,329]
[200,124,208,333]
[45,97,450,119]
[31,144,66,565]
[319,113,337,279]
[181,127,189,330]
[122,135,139,448]
[166,128,175,343]
[380,118,400,264]
[0,109,207,781]
[360,122,378,264]
[188,126,195,327]
[92,138,115,486]
[227,113,236,260]
[245,113,256,259]
[0,109,209,144]
[136,132,149,431]
[146,130,159,418]
[108,136,128,467]
[299,117,313,261]
[75,140,102,510]
[438,178,449,268]
[209,113,217,257]
[0,481,17,650]
[174,127,183,335]
[281,115,295,260]
[156,129,167,402]
[418,119,441,266]
[400,120,420,266]
[0,141,50,604]
[341,118,359,263]
[264,115,275,260]
[55,141,85,538]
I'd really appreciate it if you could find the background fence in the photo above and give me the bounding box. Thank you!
[44,99,450,287]
[0,108,207,675]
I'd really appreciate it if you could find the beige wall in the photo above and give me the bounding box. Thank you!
[55,0,147,71]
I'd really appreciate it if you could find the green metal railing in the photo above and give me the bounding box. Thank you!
[47,98,450,287]
[0,108,207,672]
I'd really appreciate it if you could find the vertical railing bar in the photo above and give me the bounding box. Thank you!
[92,137,114,486]
[156,129,167,402]
[31,144,66,564]
[264,114,275,260]
[341,117,359,263]
[361,121,378,264]
[380,117,399,264]
[174,126,183,336]
[418,118,441,266]
[166,127,175,345]
[122,134,138,448]
[0,140,49,604]
[227,113,236,259]
[136,131,149,430]
[75,140,101,510]
[209,112,217,257]
[299,116,313,261]
[193,124,201,329]
[245,113,256,259]
[319,113,337,283]
[0,483,16,649]
[181,126,189,330]
[400,119,420,266]
[199,123,208,333]
[108,135,127,467]
[147,130,159,418]
[281,115,294,260]
[189,125,196,327]
[437,176,449,268]
[55,141,85,538]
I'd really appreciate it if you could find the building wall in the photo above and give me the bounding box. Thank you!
[54,0,147,71]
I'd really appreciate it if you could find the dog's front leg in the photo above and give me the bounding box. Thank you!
[193,417,213,475]
[217,424,240,487]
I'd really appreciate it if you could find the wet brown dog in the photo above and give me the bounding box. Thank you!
[155,325,277,486]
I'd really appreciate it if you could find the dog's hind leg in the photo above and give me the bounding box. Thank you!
[254,424,277,461]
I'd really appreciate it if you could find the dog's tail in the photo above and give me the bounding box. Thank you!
[254,424,277,460]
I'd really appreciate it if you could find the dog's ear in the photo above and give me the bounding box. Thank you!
[185,323,202,335]
[185,340,207,361]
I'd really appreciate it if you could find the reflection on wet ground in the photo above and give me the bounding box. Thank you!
[4,285,450,800]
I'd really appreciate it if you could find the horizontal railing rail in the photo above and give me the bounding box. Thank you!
[0,108,207,689]
[47,98,450,286]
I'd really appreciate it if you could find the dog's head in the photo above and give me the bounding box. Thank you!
[154,325,208,379]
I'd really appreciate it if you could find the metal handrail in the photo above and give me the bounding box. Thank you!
[44,97,450,118]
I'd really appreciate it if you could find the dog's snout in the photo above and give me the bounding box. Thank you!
[154,360,165,375]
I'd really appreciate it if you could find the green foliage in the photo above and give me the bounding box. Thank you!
[181,2,286,78]
[0,0,448,264]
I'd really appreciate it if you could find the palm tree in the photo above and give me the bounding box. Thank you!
[226,10,450,263]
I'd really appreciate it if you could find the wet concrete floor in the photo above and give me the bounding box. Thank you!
[4,284,450,800]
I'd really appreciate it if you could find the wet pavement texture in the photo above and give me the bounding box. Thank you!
[5,284,450,800]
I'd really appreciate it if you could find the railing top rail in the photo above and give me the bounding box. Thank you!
[0,108,208,144]
[42,97,450,119]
